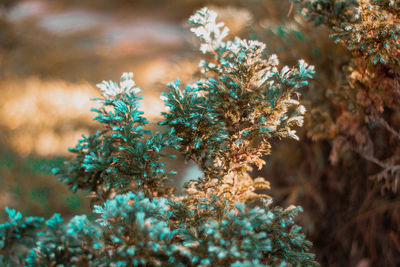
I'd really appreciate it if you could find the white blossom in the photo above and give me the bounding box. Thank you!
[298,105,307,115]
[189,8,229,54]
[97,72,141,99]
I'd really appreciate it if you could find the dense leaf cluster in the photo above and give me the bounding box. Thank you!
[55,73,181,200]
[295,0,400,65]
[161,9,314,204]
[272,0,400,265]
[295,0,400,192]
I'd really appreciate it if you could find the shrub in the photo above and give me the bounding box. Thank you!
[255,0,400,265]
[0,8,317,266]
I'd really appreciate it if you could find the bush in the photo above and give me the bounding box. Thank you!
[252,0,399,265]
[0,8,317,266]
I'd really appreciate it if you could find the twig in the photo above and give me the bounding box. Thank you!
[375,116,400,141]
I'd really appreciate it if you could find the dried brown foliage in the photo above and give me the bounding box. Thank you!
[242,0,400,265]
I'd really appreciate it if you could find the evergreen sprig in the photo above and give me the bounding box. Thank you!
[54,72,181,201]
[161,8,314,182]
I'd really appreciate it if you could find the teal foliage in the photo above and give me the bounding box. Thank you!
[295,0,400,65]
[0,208,44,266]
[26,213,98,266]
[54,72,181,200]
[294,0,358,26]
[231,260,266,267]
[21,192,180,267]
[0,8,318,267]
[177,200,315,266]
[92,192,181,266]
[1,197,317,266]
[161,8,314,178]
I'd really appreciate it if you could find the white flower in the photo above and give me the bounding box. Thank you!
[287,129,299,140]
[281,66,290,76]
[189,8,229,54]
[288,115,304,126]
[97,72,141,99]
[298,105,306,115]
[268,54,279,66]
[283,98,300,106]
[120,72,135,90]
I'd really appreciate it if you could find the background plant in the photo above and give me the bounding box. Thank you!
[241,0,400,265]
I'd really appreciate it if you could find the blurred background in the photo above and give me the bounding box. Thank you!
[0,0,208,218]
[1,0,399,266]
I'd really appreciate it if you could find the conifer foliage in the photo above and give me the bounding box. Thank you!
[274,0,399,265]
[0,8,317,266]
[295,0,400,192]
